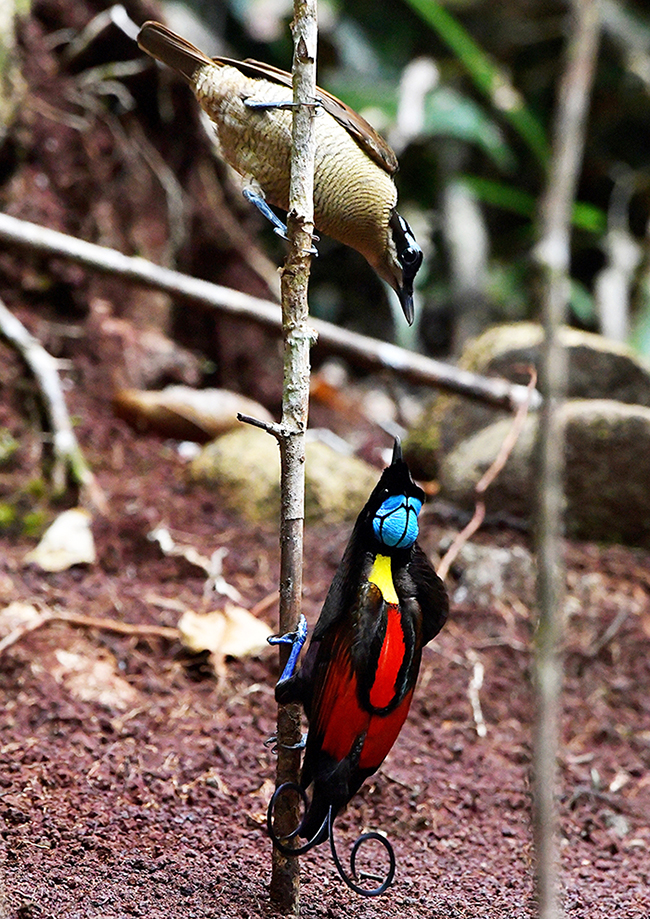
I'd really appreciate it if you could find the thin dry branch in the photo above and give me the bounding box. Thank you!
[0,212,539,412]
[265,1,318,911]
[533,3,600,918]
[0,609,179,656]
[436,368,537,583]
[0,297,106,511]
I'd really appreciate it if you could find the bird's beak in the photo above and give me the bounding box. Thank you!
[397,283,415,326]
[388,210,421,327]
[391,437,403,464]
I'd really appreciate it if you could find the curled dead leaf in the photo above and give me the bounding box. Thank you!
[0,601,42,637]
[24,508,96,572]
[178,604,273,659]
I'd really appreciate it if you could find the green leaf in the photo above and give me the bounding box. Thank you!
[401,0,550,167]
[631,275,650,358]
[422,87,515,170]
[569,278,597,325]
[460,176,606,234]
[460,175,535,219]
[320,74,398,122]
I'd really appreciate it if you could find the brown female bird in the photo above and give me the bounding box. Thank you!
[137,21,423,324]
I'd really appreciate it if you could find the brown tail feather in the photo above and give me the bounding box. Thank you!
[137,21,214,83]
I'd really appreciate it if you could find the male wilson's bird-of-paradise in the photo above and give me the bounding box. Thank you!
[137,22,423,324]
[267,439,448,895]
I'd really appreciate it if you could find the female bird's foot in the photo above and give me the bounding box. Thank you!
[242,188,318,254]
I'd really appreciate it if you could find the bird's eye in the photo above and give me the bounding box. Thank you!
[389,211,424,284]
[401,247,421,267]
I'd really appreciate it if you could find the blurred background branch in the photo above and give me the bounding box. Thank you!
[533,2,601,918]
[0,212,538,411]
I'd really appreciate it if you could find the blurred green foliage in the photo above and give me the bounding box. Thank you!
[210,0,650,356]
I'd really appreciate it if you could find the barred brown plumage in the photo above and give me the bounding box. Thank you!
[137,21,423,324]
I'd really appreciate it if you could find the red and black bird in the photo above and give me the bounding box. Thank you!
[267,439,448,894]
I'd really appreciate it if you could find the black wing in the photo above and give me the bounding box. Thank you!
[408,544,449,646]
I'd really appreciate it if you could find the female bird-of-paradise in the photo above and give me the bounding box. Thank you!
[137,22,423,324]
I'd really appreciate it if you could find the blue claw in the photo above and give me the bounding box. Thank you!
[264,732,308,754]
[243,99,321,113]
[268,613,308,683]
[244,98,298,112]
[242,188,318,255]
[243,187,289,239]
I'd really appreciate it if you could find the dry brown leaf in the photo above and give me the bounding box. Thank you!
[178,604,272,659]
[51,644,140,710]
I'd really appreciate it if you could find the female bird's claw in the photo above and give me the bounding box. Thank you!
[243,187,288,236]
[242,188,319,254]
[244,98,321,112]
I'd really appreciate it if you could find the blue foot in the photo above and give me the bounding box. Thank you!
[242,188,318,254]
[244,98,298,112]
[264,732,308,754]
[244,99,321,113]
[285,732,308,750]
[242,187,289,240]
[268,613,308,683]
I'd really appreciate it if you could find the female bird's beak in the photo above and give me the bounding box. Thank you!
[397,285,415,326]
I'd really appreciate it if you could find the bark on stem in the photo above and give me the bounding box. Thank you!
[269,1,318,913]
[533,3,600,918]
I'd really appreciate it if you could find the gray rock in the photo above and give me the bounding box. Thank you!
[440,399,650,548]
[460,323,650,406]
[451,542,536,609]
[405,323,650,479]
[190,426,379,525]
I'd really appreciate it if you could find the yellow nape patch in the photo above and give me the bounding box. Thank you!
[368,554,398,605]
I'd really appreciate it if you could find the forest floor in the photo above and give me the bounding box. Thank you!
[1,3,650,915]
[0,317,649,919]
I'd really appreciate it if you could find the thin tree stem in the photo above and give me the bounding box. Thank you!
[269,0,318,913]
[533,3,600,918]
[0,297,106,511]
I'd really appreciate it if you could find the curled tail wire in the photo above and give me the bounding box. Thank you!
[266,782,328,856]
[267,783,396,896]
[328,806,395,897]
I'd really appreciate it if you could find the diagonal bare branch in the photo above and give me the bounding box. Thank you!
[0,211,539,412]
[0,297,106,511]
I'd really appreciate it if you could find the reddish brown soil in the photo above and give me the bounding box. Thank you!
[0,327,649,919]
[1,2,649,916]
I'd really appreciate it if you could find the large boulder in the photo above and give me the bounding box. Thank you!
[440,399,650,548]
[190,426,379,525]
[405,323,650,479]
